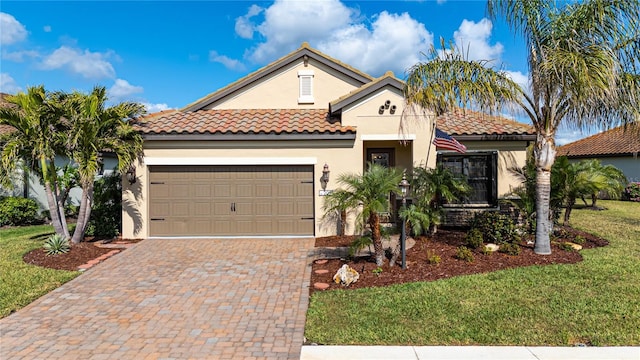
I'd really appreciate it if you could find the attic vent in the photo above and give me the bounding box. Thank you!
[298,70,314,104]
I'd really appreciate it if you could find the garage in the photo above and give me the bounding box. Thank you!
[148,165,314,237]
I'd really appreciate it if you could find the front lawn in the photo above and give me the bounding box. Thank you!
[305,200,640,346]
[0,225,79,318]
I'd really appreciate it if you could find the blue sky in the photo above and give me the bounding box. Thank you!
[1,0,587,144]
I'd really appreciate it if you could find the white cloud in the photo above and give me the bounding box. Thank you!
[235,4,263,39]
[503,70,529,91]
[240,0,432,76]
[43,25,52,32]
[2,49,39,62]
[142,102,172,113]
[556,129,585,146]
[40,46,116,79]
[0,73,22,93]
[209,51,246,71]
[108,79,143,100]
[0,12,28,45]
[453,18,503,64]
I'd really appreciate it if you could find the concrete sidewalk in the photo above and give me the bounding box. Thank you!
[300,345,640,360]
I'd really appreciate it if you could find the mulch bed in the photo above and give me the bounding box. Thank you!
[310,226,608,294]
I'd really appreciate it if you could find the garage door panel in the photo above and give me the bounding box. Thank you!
[149,165,314,236]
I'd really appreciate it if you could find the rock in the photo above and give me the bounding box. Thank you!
[333,264,360,286]
[313,282,330,290]
[315,259,328,265]
[567,242,583,251]
[314,269,329,274]
[484,243,500,252]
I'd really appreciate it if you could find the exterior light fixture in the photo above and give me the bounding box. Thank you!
[399,171,410,270]
[125,165,137,184]
[320,163,330,190]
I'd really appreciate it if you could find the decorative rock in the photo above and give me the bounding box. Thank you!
[313,282,330,290]
[484,243,500,252]
[314,269,329,274]
[315,259,328,265]
[333,264,359,286]
[567,242,583,251]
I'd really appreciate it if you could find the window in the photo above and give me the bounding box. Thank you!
[437,151,498,206]
[298,70,314,104]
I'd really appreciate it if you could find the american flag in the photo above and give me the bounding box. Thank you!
[433,128,467,153]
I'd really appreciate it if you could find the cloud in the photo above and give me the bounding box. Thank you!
[108,79,143,100]
[43,25,52,32]
[235,4,263,39]
[555,129,586,146]
[453,18,503,64]
[503,70,529,91]
[2,49,39,62]
[0,12,28,45]
[40,46,116,79]
[240,0,432,76]
[142,102,172,113]
[0,73,22,93]
[209,51,246,71]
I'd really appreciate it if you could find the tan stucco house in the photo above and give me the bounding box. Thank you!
[123,43,534,239]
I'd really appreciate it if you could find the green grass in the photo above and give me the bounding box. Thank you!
[305,200,640,346]
[0,225,79,318]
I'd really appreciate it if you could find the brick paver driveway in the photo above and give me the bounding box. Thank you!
[1,238,315,359]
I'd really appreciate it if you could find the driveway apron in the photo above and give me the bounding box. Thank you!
[0,238,315,359]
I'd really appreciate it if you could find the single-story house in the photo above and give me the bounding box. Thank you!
[557,125,640,182]
[124,43,535,239]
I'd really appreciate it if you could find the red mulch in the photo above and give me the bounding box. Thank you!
[310,226,608,294]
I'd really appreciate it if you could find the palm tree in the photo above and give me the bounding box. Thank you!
[0,86,70,238]
[64,86,144,243]
[578,159,626,208]
[332,163,402,266]
[404,1,639,254]
[321,188,354,236]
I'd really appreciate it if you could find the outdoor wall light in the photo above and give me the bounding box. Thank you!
[125,165,137,184]
[320,163,330,190]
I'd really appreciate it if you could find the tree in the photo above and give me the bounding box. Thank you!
[321,188,354,236]
[578,159,626,208]
[330,163,402,266]
[64,86,144,243]
[0,86,70,238]
[404,0,639,254]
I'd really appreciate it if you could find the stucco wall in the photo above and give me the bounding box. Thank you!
[568,156,640,183]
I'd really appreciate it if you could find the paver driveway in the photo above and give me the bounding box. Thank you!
[0,238,315,359]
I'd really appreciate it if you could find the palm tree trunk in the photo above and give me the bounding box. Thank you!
[41,157,69,238]
[563,198,575,226]
[43,181,64,235]
[534,168,552,254]
[370,214,385,266]
[339,210,346,236]
[72,183,93,244]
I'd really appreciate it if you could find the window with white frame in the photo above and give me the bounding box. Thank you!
[298,70,314,104]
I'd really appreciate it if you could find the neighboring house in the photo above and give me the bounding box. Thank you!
[0,92,119,211]
[123,43,535,239]
[557,125,640,182]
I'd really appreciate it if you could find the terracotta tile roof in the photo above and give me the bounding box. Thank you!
[557,125,640,157]
[134,109,356,136]
[437,108,535,136]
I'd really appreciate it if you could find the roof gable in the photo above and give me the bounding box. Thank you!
[329,71,404,115]
[182,43,374,112]
[557,125,640,158]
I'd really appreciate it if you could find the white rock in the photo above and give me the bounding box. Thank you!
[484,243,500,252]
[333,264,359,286]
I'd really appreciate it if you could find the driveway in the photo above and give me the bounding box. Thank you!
[0,238,315,359]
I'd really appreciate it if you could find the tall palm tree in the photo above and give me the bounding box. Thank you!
[404,0,639,254]
[332,163,402,266]
[64,86,144,243]
[0,86,70,238]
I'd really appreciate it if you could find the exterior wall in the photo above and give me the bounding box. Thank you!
[205,59,363,110]
[568,156,640,183]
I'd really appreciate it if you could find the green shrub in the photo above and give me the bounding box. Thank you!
[498,242,521,256]
[372,267,383,276]
[86,172,122,238]
[470,211,520,244]
[43,234,71,255]
[465,228,484,249]
[559,242,577,252]
[482,245,494,256]
[426,250,441,264]
[0,196,40,226]
[349,236,373,257]
[573,235,586,245]
[623,182,640,201]
[455,246,474,262]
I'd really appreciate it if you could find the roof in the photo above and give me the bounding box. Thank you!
[329,71,404,114]
[437,108,535,139]
[134,109,357,139]
[182,42,374,112]
[557,125,640,158]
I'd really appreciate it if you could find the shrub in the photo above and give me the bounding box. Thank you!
[43,234,71,255]
[86,172,122,238]
[0,196,40,226]
[498,243,521,256]
[426,250,441,264]
[573,235,586,245]
[455,246,474,263]
[623,182,640,202]
[465,228,484,249]
[559,242,577,252]
[349,236,372,257]
[470,211,520,244]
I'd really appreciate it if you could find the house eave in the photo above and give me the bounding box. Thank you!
[141,132,357,141]
[453,134,536,141]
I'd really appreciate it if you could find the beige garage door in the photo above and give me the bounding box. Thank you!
[149,165,314,237]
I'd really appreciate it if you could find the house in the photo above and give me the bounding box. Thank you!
[124,43,534,239]
[557,125,640,182]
